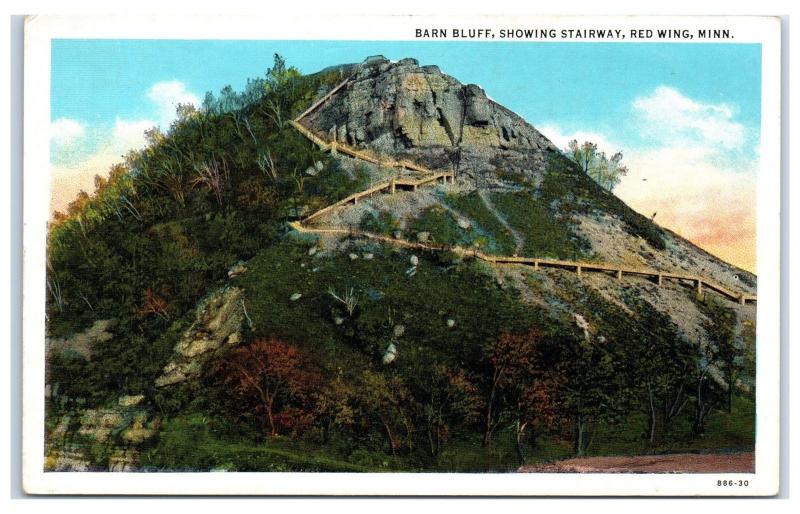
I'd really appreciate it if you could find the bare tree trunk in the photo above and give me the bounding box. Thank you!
[575,415,587,456]
[647,380,657,444]
[264,390,278,437]
[516,418,528,465]
[382,420,397,456]
[267,407,276,437]
[727,373,734,414]
[483,381,497,447]
[692,375,711,436]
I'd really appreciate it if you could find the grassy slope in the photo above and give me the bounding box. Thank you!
[170,233,754,472]
[405,153,664,263]
[497,154,666,252]
[442,192,518,255]
[46,60,751,473]
[233,236,538,366]
[490,191,589,260]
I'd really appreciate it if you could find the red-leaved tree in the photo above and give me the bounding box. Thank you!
[220,338,322,437]
[141,288,171,320]
[516,375,562,462]
[483,329,543,446]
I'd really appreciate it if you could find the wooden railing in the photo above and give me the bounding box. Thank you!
[289,74,756,306]
[302,172,454,224]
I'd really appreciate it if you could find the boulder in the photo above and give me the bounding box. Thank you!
[227,261,247,278]
[382,343,398,364]
[155,287,244,387]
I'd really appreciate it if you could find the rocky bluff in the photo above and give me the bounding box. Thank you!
[303,57,559,183]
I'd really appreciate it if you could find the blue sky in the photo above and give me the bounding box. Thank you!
[49,39,762,270]
[51,40,761,150]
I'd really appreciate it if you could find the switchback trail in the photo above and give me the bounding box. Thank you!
[289,77,756,306]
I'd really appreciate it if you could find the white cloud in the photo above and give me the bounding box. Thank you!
[539,87,757,271]
[146,80,200,128]
[49,117,156,214]
[50,118,90,167]
[538,124,619,157]
[110,117,155,153]
[50,118,85,145]
[632,86,746,150]
[48,79,200,213]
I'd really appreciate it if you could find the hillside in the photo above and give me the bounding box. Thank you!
[44,55,756,473]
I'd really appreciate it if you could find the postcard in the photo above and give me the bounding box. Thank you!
[22,14,781,495]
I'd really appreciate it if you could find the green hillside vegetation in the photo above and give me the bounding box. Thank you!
[443,192,518,255]
[45,56,753,472]
[490,191,589,260]
[498,155,666,251]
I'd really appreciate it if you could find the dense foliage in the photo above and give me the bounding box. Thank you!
[45,56,752,472]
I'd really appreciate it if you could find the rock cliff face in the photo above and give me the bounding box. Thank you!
[155,286,244,387]
[301,56,756,359]
[304,57,558,182]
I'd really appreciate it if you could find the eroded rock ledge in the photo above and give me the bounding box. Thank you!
[304,56,558,183]
[155,286,244,387]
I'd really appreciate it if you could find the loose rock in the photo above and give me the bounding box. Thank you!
[227,261,247,278]
[382,343,398,365]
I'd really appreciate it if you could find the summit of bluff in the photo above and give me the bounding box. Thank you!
[45,55,756,473]
[305,56,557,176]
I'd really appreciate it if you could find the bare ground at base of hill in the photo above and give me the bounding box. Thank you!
[519,452,754,473]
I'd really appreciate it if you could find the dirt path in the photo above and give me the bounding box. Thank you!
[519,452,754,474]
[290,99,756,306]
[477,188,525,256]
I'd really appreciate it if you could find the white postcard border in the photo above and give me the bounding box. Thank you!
[22,13,782,496]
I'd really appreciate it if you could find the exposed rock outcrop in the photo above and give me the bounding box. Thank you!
[46,318,115,362]
[304,56,558,184]
[44,394,159,472]
[155,287,244,387]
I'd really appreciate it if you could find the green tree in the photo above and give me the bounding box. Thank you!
[567,140,597,175]
[409,363,483,458]
[481,329,542,447]
[701,300,743,413]
[548,331,630,457]
[566,140,629,191]
[623,319,697,445]
[357,370,416,456]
